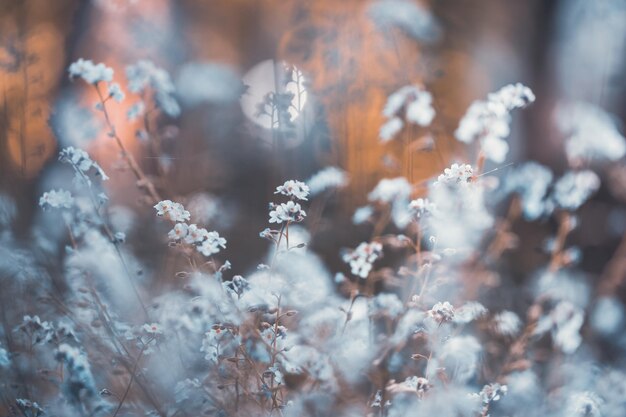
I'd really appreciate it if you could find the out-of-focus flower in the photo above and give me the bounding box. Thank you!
[126,60,180,117]
[107,83,125,102]
[307,167,349,196]
[534,301,584,354]
[68,58,113,84]
[502,162,553,220]
[409,197,437,219]
[567,391,603,417]
[492,310,522,336]
[367,0,441,42]
[456,83,535,163]
[556,101,626,165]
[551,170,600,211]
[379,85,435,142]
[39,189,74,210]
[369,177,413,228]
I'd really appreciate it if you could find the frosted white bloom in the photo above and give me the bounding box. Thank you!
[275,180,310,201]
[183,224,209,244]
[107,83,125,102]
[269,201,307,224]
[567,391,603,417]
[552,170,600,211]
[343,241,383,279]
[428,301,455,323]
[59,146,109,182]
[306,167,348,196]
[434,163,474,187]
[126,60,180,117]
[68,58,114,84]
[167,223,189,241]
[142,323,163,335]
[409,197,436,218]
[556,101,626,164]
[488,83,535,110]
[534,301,584,354]
[503,162,553,220]
[39,189,74,210]
[379,85,435,142]
[492,310,522,336]
[456,83,535,162]
[197,231,227,256]
[154,200,191,223]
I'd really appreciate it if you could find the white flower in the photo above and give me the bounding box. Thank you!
[453,302,488,324]
[556,101,626,164]
[142,323,163,335]
[275,180,310,201]
[379,117,404,142]
[39,189,74,210]
[551,170,600,211]
[352,205,374,225]
[369,293,404,318]
[567,392,603,417]
[107,83,125,102]
[68,58,114,84]
[197,231,227,256]
[428,301,455,323]
[167,223,189,240]
[455,83,534,162]
[434,163,474,186]
[59,146,109,182]
[342,241,383,279]
[502,162,553,220]
[368,177,412,204]
[183,224,209,244]
[269,201,306,224]
[478,383,508,405]
[127,101,145,121]
[409,198,436,218]
[126,60,180,117]
[154,200,191,223]
[306,167,349,196]
[380,85,435,142]
[492,310,522,336]
[534,301,584,354]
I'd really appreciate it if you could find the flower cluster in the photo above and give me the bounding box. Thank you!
[306,166,349,196]
[342,241,383,278]
[268,180,308,224]
[68,58,124,102]
[433,163,474,187]
[39,189,74,210]
[380,85,435,142]
[126,60,180,117]
[59,146,109,185]
[154,200,226,257]
[456,83,535,162]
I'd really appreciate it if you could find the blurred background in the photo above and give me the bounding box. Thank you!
[1,0,625,275]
